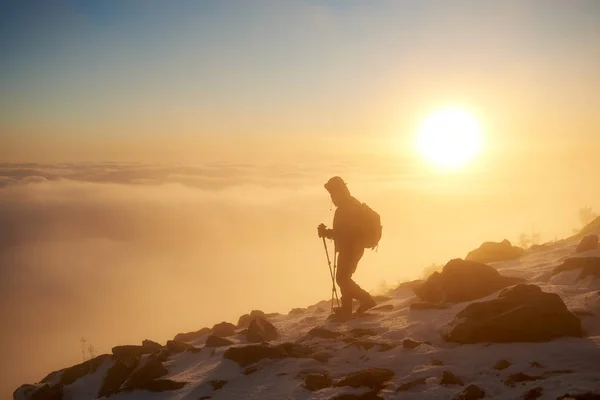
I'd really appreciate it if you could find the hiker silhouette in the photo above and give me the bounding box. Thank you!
[318,176,377,317]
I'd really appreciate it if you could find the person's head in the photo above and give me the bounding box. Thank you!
[324,176,351,206]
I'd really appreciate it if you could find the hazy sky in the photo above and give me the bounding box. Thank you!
[1,0,600,161]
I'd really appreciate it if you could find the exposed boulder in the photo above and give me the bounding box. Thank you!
[121,355,168,391]
[246,316,279,343]
[576,235,599,253]
[445,284,582,343]
[345,339,395,352]
[493,359,511,370]
[503,372,542,387]
[553,257,600,280]
[211,380,228,390]
[98,354,140,398]
[166,340,200,353]
[13,383,63,400]
[396,377,427,391]
[454,384,486,400]
[414,259,524,303]
[38,354,111,386]
[211,322,237,337]
[392,279,424,293]
[329,391,384,400]
[440,370,464,386]
[303,373,332,391]
[142,339,163,351]
[112,345,156,358]
[237,310,267,328]
[465,239,524,263]
[223,343,314,367]
[289,308,306,316]
[174,327,210,343]
[524,387,544,400]
[205,335,235,347]
[402,339,422,349]
[334,368,394,390]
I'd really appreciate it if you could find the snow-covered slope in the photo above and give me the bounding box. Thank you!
[15,235,600,400]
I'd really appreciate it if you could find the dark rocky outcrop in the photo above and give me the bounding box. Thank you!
[557,393,600,399]
[303,373,332,391]
[402,339,422,349]
[454,384,486,400]
[524,387,544,400]
[14,383,63,400]
[223,343,314,367]
[414,259,523,303]
[465,239,524,264]
[246,316,279,343]
[493,360,511,370]
[211,322,237,337]
[445,284,582,343]
[166,340,200,353]
[503,372,542,387]
[98,354,140,398]
[440,370,464,386]
[142,339,163,351]
[576,235,599,253]
[553,257,600,280]
[396,377,427,391]
[329,391,384,400]
[211,380,228,390]
[345,339,395,352]
[174,327,211,343]
[334,368,394,390]
[112,345,156,358]
[237,310,267,328]
[205,335,235,347]
[38,354,111,387]
[121,355,168,391]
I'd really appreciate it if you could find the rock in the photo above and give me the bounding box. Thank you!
[289,308,306,316]
[141,379,186,392]
[493,360,511,370]
[13,383,63,400]
[174,327,211,343]
[237,310,267,328]
[553,257,600,280]
[142,339,163,351]
[576,235,599,253]
[334,368,395,390]
[312,351,333,363]
[246,316,279,343]
[329,391,384,400]
[211,380,227,390]
[98,354,140,397]
[205,335,235,347]
[42,354,111,386]
[372,304,394,312]
[345,339,395,352]
[445,284,582,343]
[223,343,314,367]
[503,372,542,387]
[524,387,544,400]
[396,377,427,391]
[402,339,422,349]
[212,322,237,337]
[410,301,449,311]
[414,258,524,303]
[304,373,332,391]
[393,279,424,293]
[557,393,600,399]
[454,384,486,400]
[466,239,524,263]
[440,370,464,386]
[166,340,200,353]
[121,355,168,391]
[308,327,343,339]
[432,359,444,366]
[349,328,377,337]
[112,345,156,358]
[530,361,543,368]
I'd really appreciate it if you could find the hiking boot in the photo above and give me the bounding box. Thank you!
[333,306,353,317]
[356,296,377,314]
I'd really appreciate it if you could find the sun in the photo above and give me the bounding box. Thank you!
[415,107,483,170]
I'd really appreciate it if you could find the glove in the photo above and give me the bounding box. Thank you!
[317,223,328,238]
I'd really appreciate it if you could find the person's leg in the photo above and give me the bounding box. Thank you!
[337,247,375,313]
[346,247,376,312]
[335,250,354,315]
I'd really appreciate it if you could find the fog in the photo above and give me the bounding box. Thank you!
[1,155,599,397]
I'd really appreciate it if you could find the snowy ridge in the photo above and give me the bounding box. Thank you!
[14,234,600,400]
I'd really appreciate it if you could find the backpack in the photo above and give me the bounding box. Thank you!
[358,202,382,249]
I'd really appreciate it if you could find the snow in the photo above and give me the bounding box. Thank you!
[29,237,600,399]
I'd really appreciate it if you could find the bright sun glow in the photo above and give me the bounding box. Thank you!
[416,107,483,170]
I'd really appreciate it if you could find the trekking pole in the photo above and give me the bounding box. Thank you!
[322,237,340,312]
